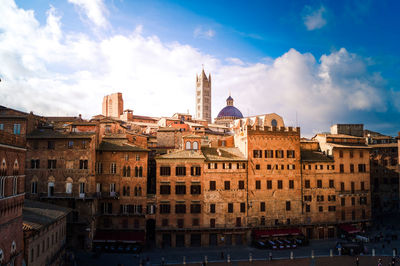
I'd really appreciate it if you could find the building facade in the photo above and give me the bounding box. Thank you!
[23,200,70,266]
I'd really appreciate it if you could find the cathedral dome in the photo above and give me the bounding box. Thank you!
[216,95,243,119]
[217,105,243,119]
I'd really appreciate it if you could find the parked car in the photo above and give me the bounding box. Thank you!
[252,240,268,249]
[275,240,285,249]
[267,240,277,249]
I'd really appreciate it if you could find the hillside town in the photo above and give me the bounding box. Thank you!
[0,69,399,265]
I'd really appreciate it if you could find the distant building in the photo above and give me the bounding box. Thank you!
[23,200,70,266]
[102,92,124,118]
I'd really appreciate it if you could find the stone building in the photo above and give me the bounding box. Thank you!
[234,115,303,230]
[154,134,249,247]
[25,125,98,249]
[313,132,371,234]
[195,68,212,123]
[93,134,149,245]
[23,200,70,266]
[0,106,40,266]
[367,133,399,216]
[0,128,25,266]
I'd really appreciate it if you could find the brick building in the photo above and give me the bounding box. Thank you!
[23,200,70,266]
[0,107,30,266]
[367,132,399,216]
[25,125,98,249]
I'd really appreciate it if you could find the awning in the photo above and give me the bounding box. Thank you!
[253,228,302,238]
[339,224,360,234]
[93,230,145,243]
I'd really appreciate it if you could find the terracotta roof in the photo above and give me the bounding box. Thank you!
[98,140,149,152]
[301,150,334,162]
[23,200,70,231]
[328,143,370,149]
[368,143,398,148]
[183,134,203,139]
[201,147,246,162]
[320,133,364,139]
[28,129,95,139]
[156,149,205,159]
[157,127,179,132]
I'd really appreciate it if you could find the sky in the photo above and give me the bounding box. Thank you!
[0,0,400,137]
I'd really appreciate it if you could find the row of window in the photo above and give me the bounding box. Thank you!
[339,164,367,173]
[253,150,296,159]
[30,225,65,263]
[254,180,295,190]
[95,162,144,176]
[303,164,335,170]
[0,176,19,197]
[100,203,143,214]
[160,166,201,176]
[255,164,296,170]
[304,180,366,191]
[0,123,21,134]
[30,159,89,170]
[159,203,247,214]
[207,163,246,170]
[339,150,364,159]
[160,184,201,195]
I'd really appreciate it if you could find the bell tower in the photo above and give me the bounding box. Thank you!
[195,67,211,123]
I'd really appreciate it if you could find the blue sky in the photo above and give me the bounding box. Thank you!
[1,0,399,136]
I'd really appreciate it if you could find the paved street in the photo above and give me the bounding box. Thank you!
[75,215,400,266]
[75,239,400,266]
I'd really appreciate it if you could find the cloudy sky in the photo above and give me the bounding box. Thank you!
[1,0,399,136]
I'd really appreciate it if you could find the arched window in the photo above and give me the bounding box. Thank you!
[271,119,278,127]
[134,187,138,196]
[135,167,139,177]
[127,166,131,177]
[31,176,38,194]
[139,167,143,177]
[65,177,73,194]
[123,186,126,196]
[1,159,6,176]
[185,141,191,150]
[11,241,16,254]
[13,159,19,175]
[138,186,142,196]
[126,186,130,196]
[48,182,54,197]
[192,141,199,150]
[123,166,127,177]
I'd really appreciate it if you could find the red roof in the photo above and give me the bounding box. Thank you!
[93,230,145,243]
[253,228,302,238]
[339,224,360,234]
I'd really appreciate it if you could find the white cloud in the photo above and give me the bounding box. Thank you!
[68,0,109,28]
[303,6,327,31]
[0,1,390,136]
[193,26,215,39]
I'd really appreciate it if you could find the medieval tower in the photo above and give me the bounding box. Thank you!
[195,68,212,123]
[102,92,124,118]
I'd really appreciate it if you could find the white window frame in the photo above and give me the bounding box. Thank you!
[66,182,72,194]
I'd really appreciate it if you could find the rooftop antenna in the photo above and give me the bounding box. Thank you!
[296,111,298,127]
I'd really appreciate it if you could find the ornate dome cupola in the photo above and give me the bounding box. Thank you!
[214,94,243,127]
